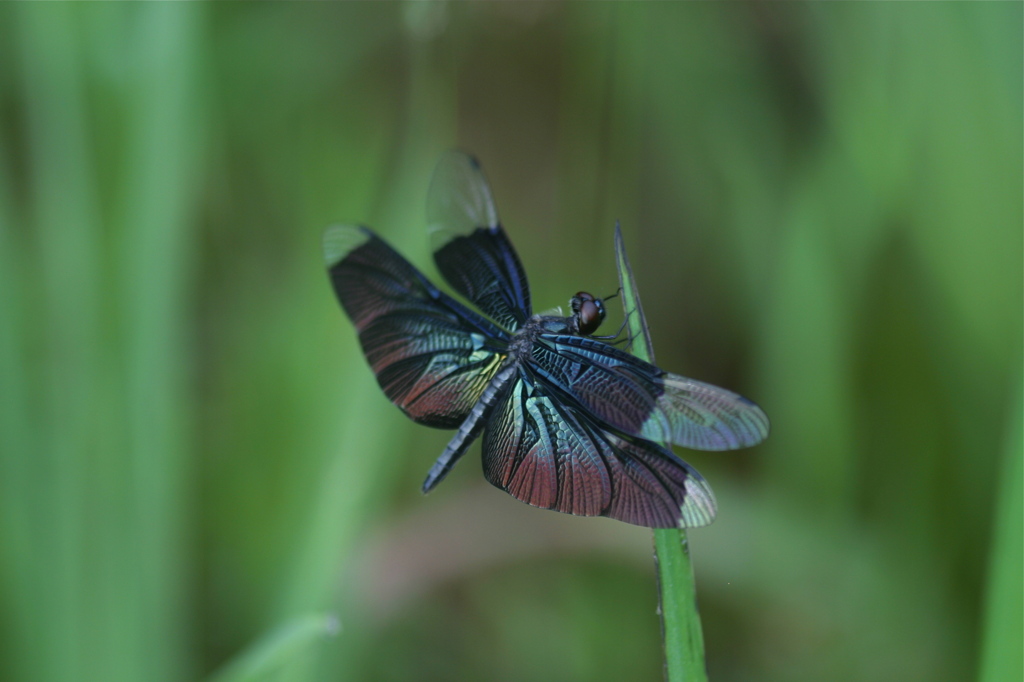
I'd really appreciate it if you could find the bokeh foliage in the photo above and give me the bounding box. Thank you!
[0,4,1020,682]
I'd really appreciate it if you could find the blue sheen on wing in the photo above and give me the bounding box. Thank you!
[324,225,508,428]
[531,334,770,451]
[481,370,716,528]
[427,152,531,331]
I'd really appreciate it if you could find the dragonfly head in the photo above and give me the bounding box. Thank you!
[570,291,606,336]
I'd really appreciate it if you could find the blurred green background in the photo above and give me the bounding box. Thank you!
[0,3,1020,682]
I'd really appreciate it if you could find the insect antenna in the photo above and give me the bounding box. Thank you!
[602,287,622,302]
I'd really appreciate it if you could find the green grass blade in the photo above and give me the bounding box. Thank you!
[269,23,456,682]
[978,380,1023,682]
[15,7,100,679]
[209,614,341,682]
[614,224,708,682]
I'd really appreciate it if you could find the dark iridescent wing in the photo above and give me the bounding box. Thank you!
[421,362,519,494]
[482,370,716,528]
[426,151,531,331]
[529,335,770,451]
[324,225,509,428]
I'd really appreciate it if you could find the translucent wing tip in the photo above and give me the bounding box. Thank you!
[323,225,372,268]
[439,149,481,171]
[744,398,771,441]
[426,150,498,238]
[722,394,771,446]
[659,374,772,450]
[679,470,717,528]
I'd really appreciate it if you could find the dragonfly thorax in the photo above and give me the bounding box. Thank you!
[508,293,606,362]
[509,315,565,361]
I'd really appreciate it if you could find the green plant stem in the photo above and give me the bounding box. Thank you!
[208,614,341,682]
[614,225,708,682]
[977,380,1023,682]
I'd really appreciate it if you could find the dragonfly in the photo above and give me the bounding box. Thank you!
[323,152,769,528]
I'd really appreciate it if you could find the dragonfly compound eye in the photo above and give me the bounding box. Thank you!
[576,296,606,336]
